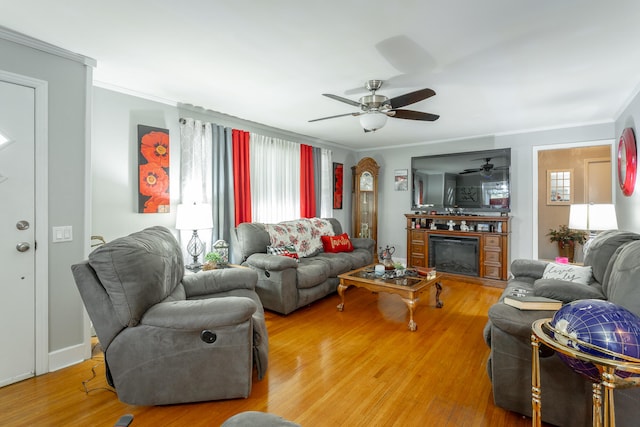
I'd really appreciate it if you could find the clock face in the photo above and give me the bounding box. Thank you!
[360,171,373,191]
[618,127,637,196]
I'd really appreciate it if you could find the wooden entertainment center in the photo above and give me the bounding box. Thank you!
[405,213,510,287]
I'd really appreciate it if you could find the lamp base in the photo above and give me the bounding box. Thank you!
[185,230,205,272]
[185,262,202,272]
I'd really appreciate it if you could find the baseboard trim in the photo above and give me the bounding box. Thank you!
[48,343,87,372]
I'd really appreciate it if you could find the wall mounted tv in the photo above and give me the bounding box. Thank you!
[411,148,511,213]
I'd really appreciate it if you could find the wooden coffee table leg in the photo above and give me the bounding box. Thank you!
[434,281,444,308]
[337,283,348,311]
[402,298,418,331]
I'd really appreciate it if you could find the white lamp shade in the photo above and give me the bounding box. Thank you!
[568,204,588,230]
[568,203,618,231]
[359,112,387,131]
[588,204,618,230]
[175,203,213,230]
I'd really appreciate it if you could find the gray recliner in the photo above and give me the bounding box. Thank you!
[71,226,268,406]
[484,230,640,426]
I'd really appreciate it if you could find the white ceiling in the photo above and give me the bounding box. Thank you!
[2,0,640,150]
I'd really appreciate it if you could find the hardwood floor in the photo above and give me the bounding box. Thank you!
[0,279,545,426]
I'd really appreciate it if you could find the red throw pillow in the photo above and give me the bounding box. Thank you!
[321,233,354,253]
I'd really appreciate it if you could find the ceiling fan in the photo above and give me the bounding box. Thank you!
[309,80,439,132]
[459,158,508,177]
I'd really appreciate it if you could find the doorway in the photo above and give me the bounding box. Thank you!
[0,70,49,386]
[534,142,614,263]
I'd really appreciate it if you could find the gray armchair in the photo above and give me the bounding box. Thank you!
[71,226,268,406]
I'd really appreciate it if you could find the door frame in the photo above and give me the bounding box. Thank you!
[532,139,615,261]
[0,69,49,376]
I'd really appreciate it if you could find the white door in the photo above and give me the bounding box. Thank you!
[585,158,612,204]
[0,79,36,387]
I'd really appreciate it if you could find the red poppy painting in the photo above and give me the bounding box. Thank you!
[138,125,170,213]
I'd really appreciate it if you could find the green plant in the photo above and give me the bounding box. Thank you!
[204,251,223,263]
[547,225,588,246]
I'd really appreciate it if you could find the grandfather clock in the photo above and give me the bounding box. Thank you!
[352,157,379,243]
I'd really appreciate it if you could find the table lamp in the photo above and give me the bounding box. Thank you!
[568,203,618,256]
[175,202,213,271]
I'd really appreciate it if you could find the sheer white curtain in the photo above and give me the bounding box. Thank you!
[179,118,213,255]
[320,148,333,218]
[250,133,300,222]
[180,118,212,204]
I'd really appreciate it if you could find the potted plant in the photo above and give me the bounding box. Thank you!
[547,224,588,263]
[203,251,223,270]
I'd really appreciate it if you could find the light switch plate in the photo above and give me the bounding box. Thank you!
[52,226,73,242]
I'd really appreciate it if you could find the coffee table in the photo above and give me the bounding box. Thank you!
[337,265,443,331]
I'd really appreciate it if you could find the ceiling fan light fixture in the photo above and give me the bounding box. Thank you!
[480,168,493,178]
[359,112,387,132]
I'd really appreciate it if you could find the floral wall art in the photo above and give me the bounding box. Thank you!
[138,125,170,213]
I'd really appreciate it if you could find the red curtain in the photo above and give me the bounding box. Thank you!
[300,144,316,218]
[232,129,252,225]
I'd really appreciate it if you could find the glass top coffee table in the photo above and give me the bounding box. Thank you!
[337,265,443,331]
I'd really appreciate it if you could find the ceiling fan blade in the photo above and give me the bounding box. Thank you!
[388,88,435,109]
[390,109,439,121]
[308,112,359,123]
[459,170,479,175]
[322,93,363,108]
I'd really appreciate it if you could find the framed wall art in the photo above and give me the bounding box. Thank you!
[138,125,170,213]
[333,162,343,209]
[394,169,408,191]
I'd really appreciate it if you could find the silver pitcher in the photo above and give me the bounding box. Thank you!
[378,245,396,270]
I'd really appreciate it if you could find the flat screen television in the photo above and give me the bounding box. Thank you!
[411,148,511,213]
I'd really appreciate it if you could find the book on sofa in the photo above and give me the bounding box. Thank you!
[503,294,562,311]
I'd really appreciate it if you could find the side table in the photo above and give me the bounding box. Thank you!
[530,318,640,427]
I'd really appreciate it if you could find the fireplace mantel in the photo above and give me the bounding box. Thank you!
[405,213,511,288]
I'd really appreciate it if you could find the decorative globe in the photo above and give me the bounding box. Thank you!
[550,299,640,381]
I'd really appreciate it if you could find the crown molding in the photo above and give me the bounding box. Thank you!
[0,25,96,67]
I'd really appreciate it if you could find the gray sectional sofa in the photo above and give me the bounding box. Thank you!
[231,218,375,314]
[484,230,640,426]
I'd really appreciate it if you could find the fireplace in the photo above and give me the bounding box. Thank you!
[428,235,479,277]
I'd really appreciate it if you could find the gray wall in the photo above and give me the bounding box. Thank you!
[615,91,640,232]
[359,122,615,264]
[92,87,355,242]
[0,36,90,355]
[92,88,181,241]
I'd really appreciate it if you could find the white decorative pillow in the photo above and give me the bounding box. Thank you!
[542,263,593,285]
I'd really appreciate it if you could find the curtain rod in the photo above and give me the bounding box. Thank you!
[179,117,208,128]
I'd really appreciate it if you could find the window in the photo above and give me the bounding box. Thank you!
[547,169,573,205]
